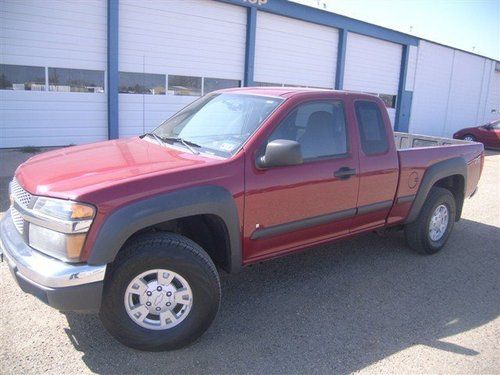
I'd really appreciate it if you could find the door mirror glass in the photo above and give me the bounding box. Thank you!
[257,140,303,168]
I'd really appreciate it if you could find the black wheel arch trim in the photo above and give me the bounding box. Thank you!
[87,186,242,273]
[405,157,467,224]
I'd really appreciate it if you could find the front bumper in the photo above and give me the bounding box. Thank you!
[0,210,106,313]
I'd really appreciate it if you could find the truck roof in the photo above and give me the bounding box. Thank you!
[221,86,378,100]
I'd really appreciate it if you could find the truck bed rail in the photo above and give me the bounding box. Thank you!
[394,132,469,150]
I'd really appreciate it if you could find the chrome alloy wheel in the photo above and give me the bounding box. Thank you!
[428,204,449,242]
[124,269,193,330]
[463,135,475,141]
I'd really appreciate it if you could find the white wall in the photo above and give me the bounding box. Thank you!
[0,0,107,147]
[409,41,498,137]
[343,32,402,126]
[118,0,246,137]
[254,11,338,88]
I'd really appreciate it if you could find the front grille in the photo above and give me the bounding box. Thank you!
[10,179,33,234]
[11,179,32,208]
[10,206,25,234]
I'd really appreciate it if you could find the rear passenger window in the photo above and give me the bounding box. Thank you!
[355,101,388,155]
[268,101,348,160]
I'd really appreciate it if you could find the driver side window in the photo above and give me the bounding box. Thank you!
[268,101,348,160]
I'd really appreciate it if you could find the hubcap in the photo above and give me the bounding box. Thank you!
[429,204,449,242]
[124,269,193,330]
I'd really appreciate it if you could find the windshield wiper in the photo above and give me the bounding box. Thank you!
[163,137,201,155]
[140,132,165,146]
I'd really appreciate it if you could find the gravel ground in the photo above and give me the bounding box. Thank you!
[0,148,499,375]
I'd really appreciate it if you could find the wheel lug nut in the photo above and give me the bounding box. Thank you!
[166,302,171,306]
[157,286,162,291]
[166,292,172,297]
[155,307,161,311]
[146,302,151,306]
[146,291,152,296]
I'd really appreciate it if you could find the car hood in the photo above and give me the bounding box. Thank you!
[15,137,221,200]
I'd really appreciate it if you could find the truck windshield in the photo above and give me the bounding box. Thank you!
[153,93,283,157]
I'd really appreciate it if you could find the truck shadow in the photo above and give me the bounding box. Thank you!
[64,218,500,374]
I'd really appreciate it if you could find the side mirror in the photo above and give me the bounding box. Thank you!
[256,139,303,169]
[484,124,493,130]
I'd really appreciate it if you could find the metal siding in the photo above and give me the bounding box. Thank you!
[343,32,402,126]
[118,0,246,136]
[254,11,338,88]
[409,41,497,137]
[0,0,107,147]
[408,41,455,136]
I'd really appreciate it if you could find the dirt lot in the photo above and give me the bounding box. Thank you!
[0,148,499,375]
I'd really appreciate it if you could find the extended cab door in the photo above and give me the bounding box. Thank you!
[243,98,360,263]
[350,99,399,232]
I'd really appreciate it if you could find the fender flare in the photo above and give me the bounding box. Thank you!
[87,186,241,273]
[405,157,467,223]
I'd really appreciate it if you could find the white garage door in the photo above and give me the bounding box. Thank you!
[343,32,402,126]
[118,0,246,137]
[254,11,338,89]
[0,0,107,148]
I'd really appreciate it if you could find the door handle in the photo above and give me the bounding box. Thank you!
[334,167,356,180]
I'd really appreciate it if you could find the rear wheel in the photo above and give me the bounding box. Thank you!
[404,187,456,254]
[99,233,221,351]
[462,134,476,142]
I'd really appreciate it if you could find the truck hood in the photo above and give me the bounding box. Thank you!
[15,137,220,199]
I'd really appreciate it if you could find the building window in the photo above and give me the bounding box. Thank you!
[203,78,240,94]
[253,81,282,87]
[354,100,389,155]
[378,94,397,108]
[0,64,45,91]
[119,72,165,95]
[49,68,104,93]
[168,75,202,96]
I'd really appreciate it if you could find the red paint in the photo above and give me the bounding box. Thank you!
[453,119,500,148]
[14,88,484,265]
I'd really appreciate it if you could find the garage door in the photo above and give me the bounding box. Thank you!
[254,11,338,89]
[118,0,246,137]
[343,33,402,126]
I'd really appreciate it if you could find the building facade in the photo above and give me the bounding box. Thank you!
[1,0,498,148]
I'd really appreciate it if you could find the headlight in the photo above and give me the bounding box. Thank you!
[27,197,96,262]
[33,197,95,221]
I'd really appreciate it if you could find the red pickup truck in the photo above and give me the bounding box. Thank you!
[1,88,484,351]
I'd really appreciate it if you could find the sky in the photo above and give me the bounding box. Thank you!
[293,0,500,60]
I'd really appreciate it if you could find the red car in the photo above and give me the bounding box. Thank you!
[453,119,500,148]
[1,88,484,351]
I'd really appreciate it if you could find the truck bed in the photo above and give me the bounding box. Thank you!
[394,132,484,205]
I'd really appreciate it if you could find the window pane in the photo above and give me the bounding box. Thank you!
[49,68,104,93]
[354,101,389,155]
[119,72,165,95]
[269,101,348,159]
[378,94,397,108]
[203,78,240,94]
[168,75,201,96]
[253,82,282,87]
[0,64,45,91]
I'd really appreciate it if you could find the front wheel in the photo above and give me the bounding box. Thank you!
[462,134,476,142]
[404,187,456,254]
[99,233,221,351]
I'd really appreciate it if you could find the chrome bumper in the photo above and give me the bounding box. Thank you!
[0,210,106,288]
[0,211,106,312]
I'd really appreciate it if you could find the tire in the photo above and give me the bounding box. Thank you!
[99,232,221,351]
[404,187,456,255]
[462,134,476,142]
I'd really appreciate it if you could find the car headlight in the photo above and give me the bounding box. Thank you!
[33,197,95,221]
[27,197,96,262]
